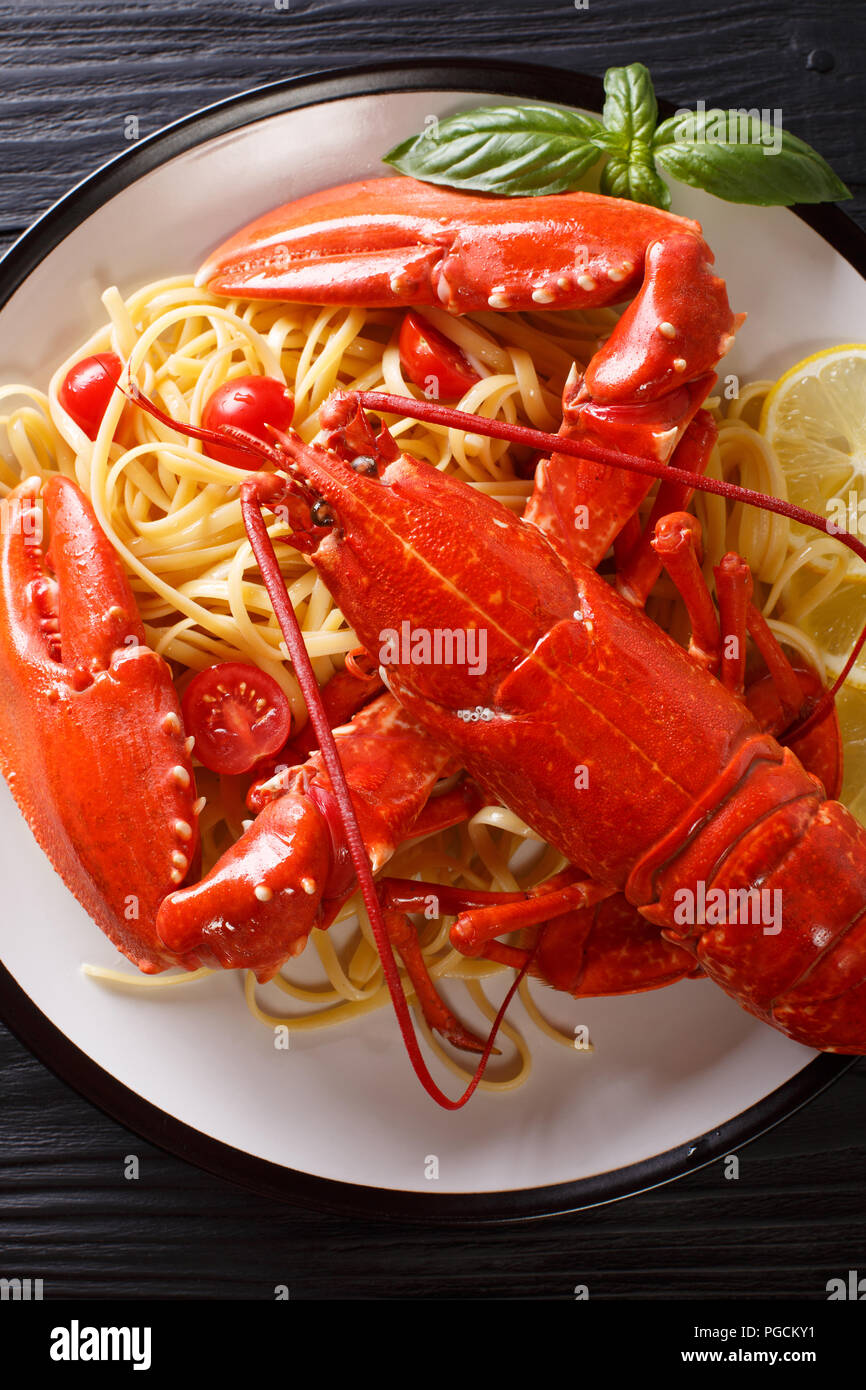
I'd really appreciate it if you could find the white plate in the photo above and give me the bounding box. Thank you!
[0,63,859,1220]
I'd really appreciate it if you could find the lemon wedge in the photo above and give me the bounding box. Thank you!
[758,346,866,825]
[834,683,866,825]
[760,343,866,579]
[759,343,866,682]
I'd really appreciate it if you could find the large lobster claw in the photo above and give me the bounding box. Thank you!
[197,172,744,504]
[0,477,199,972]
[197,177,690,311]
[197,177,739,400]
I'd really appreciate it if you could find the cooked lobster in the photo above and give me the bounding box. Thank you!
[1,176,863,1112]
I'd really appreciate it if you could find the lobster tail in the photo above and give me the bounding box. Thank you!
[631,738,866,1053]
[764,803,866,1052]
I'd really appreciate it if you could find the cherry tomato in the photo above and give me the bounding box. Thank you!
[398,312,480,399]
[181,662,292,775]
[58,352,124,440]
[201,375,295,469]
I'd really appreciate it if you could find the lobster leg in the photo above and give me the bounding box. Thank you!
[445,868,613,957]
[714,552,752,695]
[380,874,699,997]
[651,512,843,798]
[652,511,722,671]
[525,895,702,999]
[615,411,718,605]
[746,652,843,801]
[381,907,491,1053]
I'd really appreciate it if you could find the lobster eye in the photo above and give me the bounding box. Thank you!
[311,500,336,527]
[350,455,378,476]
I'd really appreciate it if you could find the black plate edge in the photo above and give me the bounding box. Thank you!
[0,956,854,1226]
[0,58,860,1226]
[0,57,609,297]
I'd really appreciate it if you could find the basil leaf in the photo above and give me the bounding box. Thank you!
[601,63,659,152]
[594,62,669,208]
[601,153,672,210]
[382,104,604,196]
[654,110,851,205]
[587,127,626,156]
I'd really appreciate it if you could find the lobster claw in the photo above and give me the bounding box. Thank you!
[199,178,742,554]
[0,477,199,972]
[156,791,331,981]
[583,232,744,404]
[198,176,722,322]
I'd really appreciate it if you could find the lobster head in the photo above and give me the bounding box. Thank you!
[253,391,581,712]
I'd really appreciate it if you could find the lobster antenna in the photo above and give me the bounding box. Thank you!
[126,380,529,1109]
[124,380,286,468]
[241,489,531,1109]
[358,390,866,741]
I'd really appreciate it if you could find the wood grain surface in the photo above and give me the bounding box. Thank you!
[0,0,864,1302]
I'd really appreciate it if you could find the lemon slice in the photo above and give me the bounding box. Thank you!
[759,344,866,674]
[760,344,866,580]
[759,346,866,825]
[834,683,866,826]
[779,567,866,684]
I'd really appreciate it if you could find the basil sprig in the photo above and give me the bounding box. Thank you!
[595,63,672,209]
[383,62,850,209]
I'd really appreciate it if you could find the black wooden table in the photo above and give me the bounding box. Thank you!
[1,0,864,1303]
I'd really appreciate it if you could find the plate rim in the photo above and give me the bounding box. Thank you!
[0,57,861,1225]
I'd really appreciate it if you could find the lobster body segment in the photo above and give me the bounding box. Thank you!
[386,582,758,888]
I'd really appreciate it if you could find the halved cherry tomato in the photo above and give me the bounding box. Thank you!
[398,311,480,399]
[181,662,292,775]
[58,351,124,440]
[201,375,295,469]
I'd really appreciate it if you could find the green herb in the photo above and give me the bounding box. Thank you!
[594,63,672,209]
[383,62,850,210]
[653,109,850,206]
[383,104,603,197]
